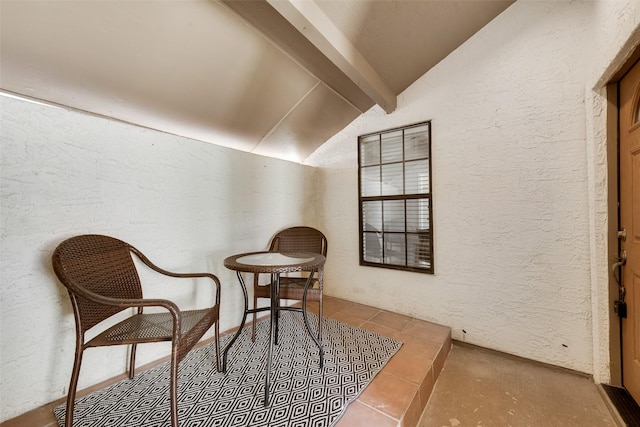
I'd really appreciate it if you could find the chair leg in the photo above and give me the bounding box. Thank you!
[252,294,257,342]
[318,294,323,343]
[274,296,280,345]
[65,347,84,427]
[252,274,258,342]
[215,321,221,372]
[129,343,137,379]
[169,352,179,427]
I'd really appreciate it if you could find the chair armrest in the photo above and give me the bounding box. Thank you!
[67,283,182,319]
[129,245,221,305]
[66,284,197,336]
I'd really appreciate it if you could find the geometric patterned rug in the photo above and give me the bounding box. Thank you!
[54,311,402,427]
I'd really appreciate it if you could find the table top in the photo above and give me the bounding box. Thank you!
[224,251,325,274]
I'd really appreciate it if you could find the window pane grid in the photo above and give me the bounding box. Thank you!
[362,201,382,232]
[382,200,405,232]
[380,130,403,163]
[360,134,380,166]
[404,124,430,161]
[405,160,430,194]
[361,165,381,197]
[381,163,404,196]
[358,121,433,273]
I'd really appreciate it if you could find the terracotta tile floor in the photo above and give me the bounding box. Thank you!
[307,296,452,427]
[3,296,451,427]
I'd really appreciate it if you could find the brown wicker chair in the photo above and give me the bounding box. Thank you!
[252,226,327,341]
[52,234,221,427]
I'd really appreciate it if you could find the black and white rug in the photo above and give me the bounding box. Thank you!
[55,312,402,427]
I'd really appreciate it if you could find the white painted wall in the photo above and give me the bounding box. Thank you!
[0,96,317,421]
[306,0,640,380]
[585,1,640,384]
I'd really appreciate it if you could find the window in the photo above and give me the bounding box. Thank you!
[358,122,433,273]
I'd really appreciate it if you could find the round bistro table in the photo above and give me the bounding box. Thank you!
[222,251,326,406]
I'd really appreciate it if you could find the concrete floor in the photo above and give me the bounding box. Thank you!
[419,344,616,427]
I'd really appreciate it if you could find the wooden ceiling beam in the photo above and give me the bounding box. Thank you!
[266,0,396,113]
[220,0,396,114]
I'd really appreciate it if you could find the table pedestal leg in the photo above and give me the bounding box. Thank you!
[265,273,279,406]
[222,271,249,373]
[301,271,324,368]
[222,258,325,407]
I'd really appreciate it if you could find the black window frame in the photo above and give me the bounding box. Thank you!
[358,121,434,274]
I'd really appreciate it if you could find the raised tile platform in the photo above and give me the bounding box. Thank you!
[313,296,452,427]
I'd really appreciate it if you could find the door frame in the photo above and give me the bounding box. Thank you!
[607,46,640,388]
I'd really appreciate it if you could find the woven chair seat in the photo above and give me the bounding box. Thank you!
[89,307,219,347]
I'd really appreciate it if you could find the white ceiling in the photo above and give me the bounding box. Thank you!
[0,0,513,162]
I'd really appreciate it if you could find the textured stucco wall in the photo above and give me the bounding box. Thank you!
[306,0,640,380]
[0,96,317,421]
[585,0,640,385]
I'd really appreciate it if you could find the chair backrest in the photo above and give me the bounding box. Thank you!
[52,234,143,333]
[269,226,328,256]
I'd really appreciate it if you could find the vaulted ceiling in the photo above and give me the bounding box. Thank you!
[1,0,513,162]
